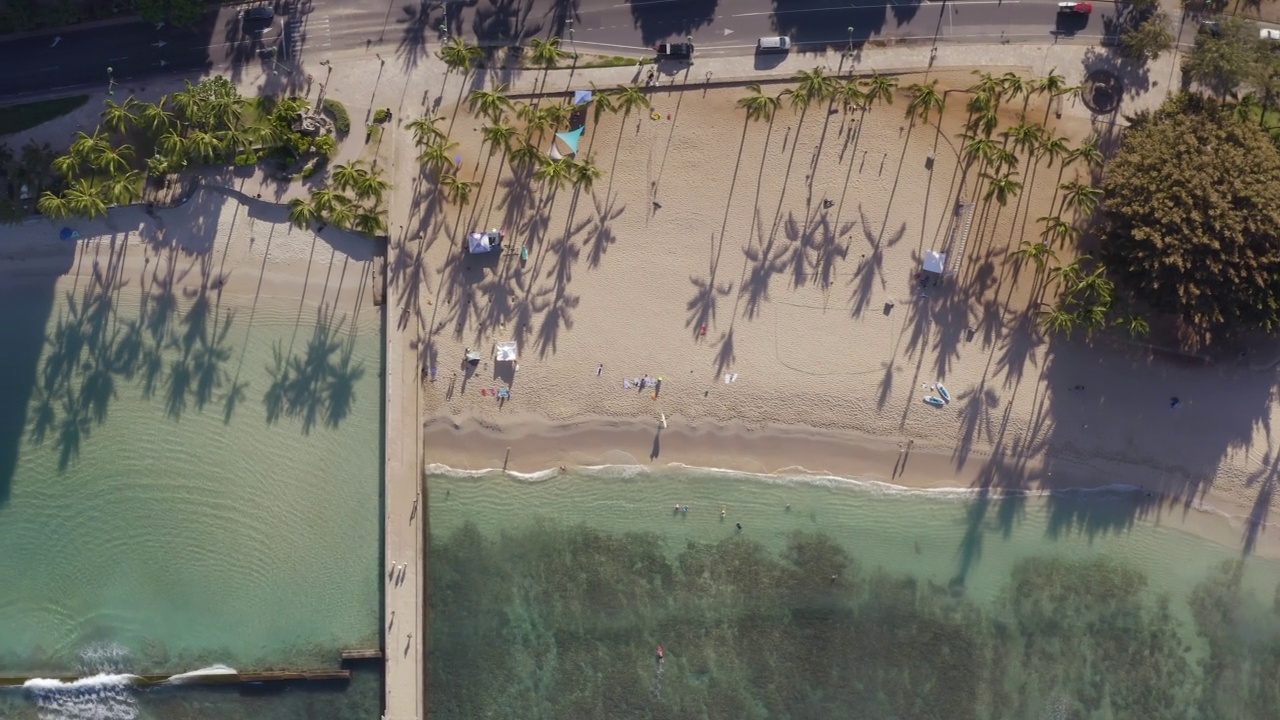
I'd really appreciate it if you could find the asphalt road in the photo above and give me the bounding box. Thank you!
[0,0,1129,99]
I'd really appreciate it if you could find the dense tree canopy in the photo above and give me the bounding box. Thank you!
[1183,17,1277,98]
[1102,94,1280,345]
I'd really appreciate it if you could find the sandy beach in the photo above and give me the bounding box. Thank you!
[414,70,1280,554]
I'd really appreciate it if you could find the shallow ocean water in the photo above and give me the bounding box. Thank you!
[0,269,383,719]
[427,465,1280,719]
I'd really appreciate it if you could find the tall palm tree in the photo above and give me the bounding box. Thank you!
[186,131,223,164]
[468,84,513,122]
[966,90,994,116]
[64,179,107,219]
[36,190,72,219]
[101,98,138,135]
[1037,304,1077,337]
[1010,239,1057,273]
[737,83,782,123]
[138,97,176,134]
[612,84,651,120]
[404,115,447,147]
[540,102,574,130]
[438,36,483,73]
[1048,259,1085,292]
[1036,68,1069,98]
[1037,215,1080,246]
[864,73,897,107]
[960,133,995,164]
[1003,121,1045,158]
[1038,132,1071,167]
[310,187,343,216]
[1000,72,1034,112]
[1075,265,1115,305]
[327,198,357,230]
[439,173,477,205]
[418,139,460,174]
[70,129,110,163]
[968,106,999,137]
[157,130,186,161]
[968,71,1004,104]
[792,66,838,107]
[1066,137,1104,169]
[835,79,868,115]
[102,170,142,206]
[93,144,135,176]
[481,121,518,156]
[981,170,1022,205]
[590,90,616,124]
[569,155,603,191]
[52,153,82,181]
[353,169,390,203]
[904,79,944,124]
[508,138,543,170]
[352,210,386,236]
[1059,181,1102,215]
[534,158,573,190]
[529,37,566,68]
[287,197,318,230]
[331,162,361,193]
[991,146,1019,173]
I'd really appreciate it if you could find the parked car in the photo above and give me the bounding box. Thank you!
[653,42,694,59]
[1199,20,1222,36]
[243,6,275,22]
[1057,2,1092,13]
[757,36,792,52]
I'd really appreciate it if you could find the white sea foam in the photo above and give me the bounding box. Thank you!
[22,673,139,720]
[165,664,238,684]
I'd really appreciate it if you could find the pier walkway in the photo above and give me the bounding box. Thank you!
[384,240,423,717]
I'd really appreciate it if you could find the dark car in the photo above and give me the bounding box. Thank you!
[243,6,275,22]
[653,42,694,59]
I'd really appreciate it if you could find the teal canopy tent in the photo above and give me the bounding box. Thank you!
[548,126,585,160]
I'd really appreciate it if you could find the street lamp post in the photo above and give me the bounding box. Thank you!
[569,27,577,60]
[846,27,855,57]
[106,66,116,95]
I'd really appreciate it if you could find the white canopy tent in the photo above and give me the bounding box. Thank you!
[467,232,498,254]
[923,250,947,275]
[494,341,518,362]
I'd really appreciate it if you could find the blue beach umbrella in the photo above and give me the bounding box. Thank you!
[59,227,79,241]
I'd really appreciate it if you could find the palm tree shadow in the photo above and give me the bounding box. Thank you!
[953,383,1000,471]
[686,232,733,338]
[585,188,626,269]
[742,208,790,320]
[262,305,366,433]
[848,205,905,318]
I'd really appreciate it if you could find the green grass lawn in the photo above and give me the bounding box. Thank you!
[0,95,90,136]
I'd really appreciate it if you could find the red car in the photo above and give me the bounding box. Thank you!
[1057,2,1092,13]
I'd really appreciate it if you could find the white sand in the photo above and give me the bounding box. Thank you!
[413,73,1280,552]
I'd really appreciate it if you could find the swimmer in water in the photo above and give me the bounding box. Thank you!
[720,507,726,519]
[735,522,742,531]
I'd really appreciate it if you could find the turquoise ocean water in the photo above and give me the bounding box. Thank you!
[0,268,382,719]
[428,465,1280,719]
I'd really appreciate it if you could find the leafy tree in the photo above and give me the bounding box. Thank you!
[611,84,651,119]
[960,133,996,165]
[468,84,513,122]
[1183,17,1262,97]
[981,170,1022,205]
[540,102,574,130]
[792,67,838,106]
[1010,239,1057,273]
[534,158,573,190]
[1101,93,1280,343]
[100,98,137,135]
[1120,11,1174,63]
[138,97,175,133]
[310,187,343,216]
[439,174,477,205]
[102,171,142,206]
[64,179,107,219]
[589,90,616,124]
[36,190,71,219]
[419,139,460,174]
[1037,215,1080,246]
[1000,72,1033,108]
[904,79,944,124]
[737,83,781,123]
[1003,121,1045,158]
[1067,137,1104,169]
[569,155,603,191]
[990,146,1019,173]
[93,144,134,176]
[508,139,543,170]
[1058,180,1102,216]
[1035,68,1069,98]
[968,71,1003,104]
[1038,132,1071,167]
[481,122,518,156]
[331,162,361,193]
[352,168,390,203]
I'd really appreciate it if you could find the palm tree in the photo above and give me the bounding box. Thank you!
[991,146,1019,173]
[64,179,107,219]
[287,197,318,230]
[331,162,361,193]
[965,90,994,116]
[352,210,386,235]
[1003,121,1045,158]
[1122,315,1151,338]
[102,170,142,206]
[904,79,944,124]
[1036,68,1069,98]
[737,83,782,123]
[835,79,868,114]
[186,131,223,164]
[1059,181,1102,215]
[439,173,477,205]
[1037,215,1080,246]
[481,121,518,156]
[864,73,898,107]
[352,169,390,203]
[52,153,82,180]
[534,158,573,190]
[569,155,604,191]
[1010,239,1057,273]
[70,129,110,163]
[793,66,838,106]
[508,139,543,170]
[1037,304,1077,337]
[1038,132,1071,167]
[36,190,72,219]
[981,170,1022,205]
[1066,137,1104,169]
[157,129,187,161]
[93,144,135,176]
[968,71,1003,104]
[438,36,483,73]
[468,84,513,122]
[612,84,651,120]
[327,198,357,230]
[968,106,999,137]
[1232,93,1261,123]
[1048,259,1085,293]
[529,37,566,68]
[960,133,996,165]
[590,91,616,124]
[312,134,337,158]
[540,102,574,130]
[1074,265,1115,305]
[404,115,447,147]
[1000,72,1033,110]
[138,97,175,133]
[310,187,343,216]
[418,139,460,174]
[101,98,137,135]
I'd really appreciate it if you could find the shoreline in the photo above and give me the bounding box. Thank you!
[424,412,1280,559]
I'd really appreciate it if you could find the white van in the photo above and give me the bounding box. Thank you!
[757,36,792,51]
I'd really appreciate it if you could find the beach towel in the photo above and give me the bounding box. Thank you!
[481,389,489,396]
[498,388,511,399]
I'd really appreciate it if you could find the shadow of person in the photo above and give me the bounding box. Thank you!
[650,429,661,460]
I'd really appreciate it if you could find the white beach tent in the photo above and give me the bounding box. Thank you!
[923,250,947,275]
[494,341,518,362]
